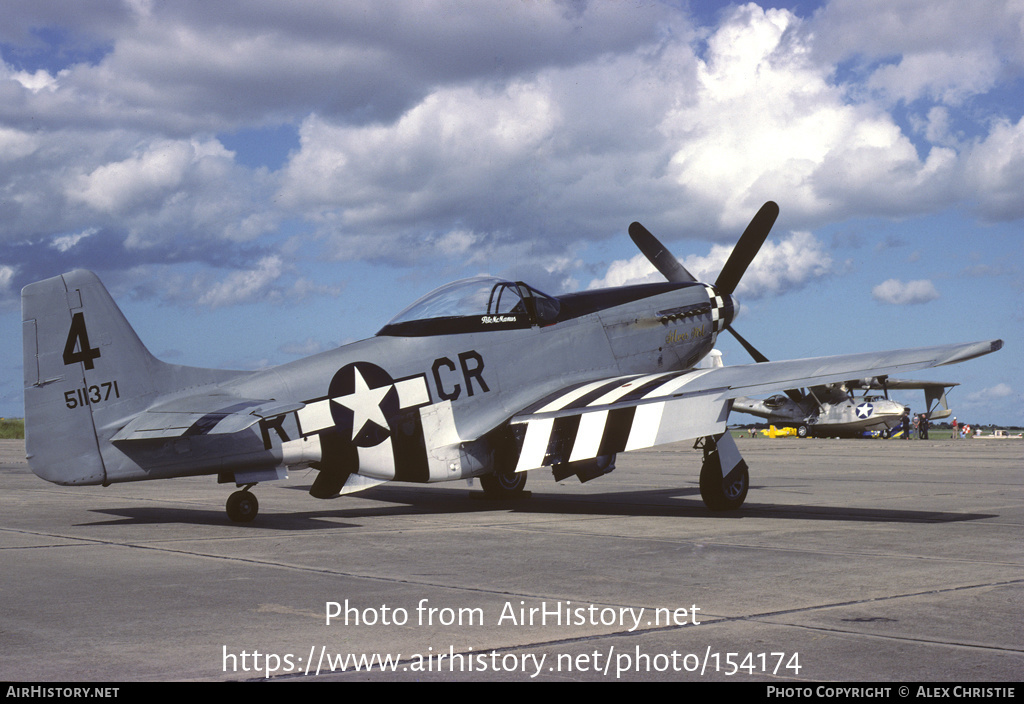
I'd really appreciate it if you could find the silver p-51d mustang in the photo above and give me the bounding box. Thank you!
[22,202,1002,521]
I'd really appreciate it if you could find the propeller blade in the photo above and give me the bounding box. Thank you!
[727,325,803,403]
[715,201,779,294]
[726,325,768,363]
[628,222,697,283]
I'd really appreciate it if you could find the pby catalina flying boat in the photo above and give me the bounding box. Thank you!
[732,382,955,438]
[715,346,958,437]
[22,202,1002,521]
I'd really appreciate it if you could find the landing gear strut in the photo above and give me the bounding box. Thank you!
[226,485,259,523]
[697,432,749,511]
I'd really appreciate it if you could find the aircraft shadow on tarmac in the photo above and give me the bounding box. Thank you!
[79,483,997,530]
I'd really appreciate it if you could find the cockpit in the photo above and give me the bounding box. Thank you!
[377,276,561,337]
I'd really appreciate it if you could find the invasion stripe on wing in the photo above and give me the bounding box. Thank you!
[512,368,721,472]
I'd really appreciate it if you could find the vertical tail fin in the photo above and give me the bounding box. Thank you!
[924,385,953,420]
[22,270,165,485]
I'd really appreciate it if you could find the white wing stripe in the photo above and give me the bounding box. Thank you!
[625,402,665,450]
[588,372,675,406]
[536,378,629,414]
[642,369,714,399]
[569,410,609,463]
[515,417,554,472]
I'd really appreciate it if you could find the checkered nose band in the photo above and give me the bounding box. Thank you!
[703,285,736,333]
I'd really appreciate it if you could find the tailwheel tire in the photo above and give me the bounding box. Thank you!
[479,467,528,498]
[226,490,259,523]
[699,462,748,511]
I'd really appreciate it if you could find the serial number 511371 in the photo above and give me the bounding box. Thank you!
[65,380,121,409]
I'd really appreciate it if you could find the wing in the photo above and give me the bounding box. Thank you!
[110,395,304,441]
[510,339,1001,472]
[852,379,959,390]
[808,376,960,404]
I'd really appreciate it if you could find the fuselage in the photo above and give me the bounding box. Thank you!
[732,394,906,437]
[88,278,736,486]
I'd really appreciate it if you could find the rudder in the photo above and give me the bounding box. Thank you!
[22,270,162,485]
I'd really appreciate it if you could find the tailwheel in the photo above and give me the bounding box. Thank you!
[697,433,749,511]
[479,466,528,498]
[226,489,259,523]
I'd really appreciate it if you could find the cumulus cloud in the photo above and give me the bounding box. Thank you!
[196,255,285,308]
[0,264,15,292]
[963,116,1024,221]
[967,383,1014,402]
[50,228,97,253]
[69,140,214,214]
[871,278,940,305]
[589,230,832,298]
[808,0,1024,77]
[866,50,1002,106]
[0,125,40,161]
[0,0,1022,308]
[272,1,974,268]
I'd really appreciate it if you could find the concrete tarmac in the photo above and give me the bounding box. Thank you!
[1,436,1021,682]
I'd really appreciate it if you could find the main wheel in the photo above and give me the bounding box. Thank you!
[699,460,748,511]
[226,490,259,523]
[479,467,527,498]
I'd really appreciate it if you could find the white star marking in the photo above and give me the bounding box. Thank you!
[332,367,392,441]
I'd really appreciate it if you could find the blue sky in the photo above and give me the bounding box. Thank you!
[0,0,1021,424]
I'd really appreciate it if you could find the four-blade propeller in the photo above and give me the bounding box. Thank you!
[630,200,803,403]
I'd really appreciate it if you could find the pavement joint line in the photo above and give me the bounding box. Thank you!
[5,525,1022,653]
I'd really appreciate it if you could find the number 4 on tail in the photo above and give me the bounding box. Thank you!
[63,312,101,370]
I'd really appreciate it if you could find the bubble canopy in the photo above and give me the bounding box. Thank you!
[378,276,560,337]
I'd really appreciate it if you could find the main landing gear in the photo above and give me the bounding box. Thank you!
[697,432,749,511]
[226,485,259,523]
[479,465,528,498]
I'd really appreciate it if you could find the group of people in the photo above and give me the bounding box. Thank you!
[900,412,971,439]
[949,416,973,439]
[907,411,927,439]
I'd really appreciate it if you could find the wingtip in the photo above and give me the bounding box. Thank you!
[937,339,1004,366]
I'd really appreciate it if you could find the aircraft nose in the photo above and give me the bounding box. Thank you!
[708,285,738,332]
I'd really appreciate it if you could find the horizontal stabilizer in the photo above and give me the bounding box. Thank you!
[111,396,304,442]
